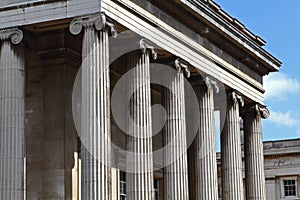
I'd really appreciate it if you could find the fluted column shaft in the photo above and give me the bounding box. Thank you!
[81,25,111,200]
[70,14,117,200]
[221,92,244,200]
[126,40,155,200]
[0,28,25,200]
[243,104,269,200]
[164,59,189,200]
[194,77,218,200]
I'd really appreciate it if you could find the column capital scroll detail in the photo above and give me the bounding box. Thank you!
[205,77,219,93]
[174,58,190,78]
[243,103,270,119]
[0,28,23,44]
[69,13,117,38]
[230,91,244,107]
[257,104,270,119]
[139,39,157,60]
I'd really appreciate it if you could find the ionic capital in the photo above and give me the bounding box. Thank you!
[69,13,117,38]
[174,58,190,78]
[188,75,218,90]
[242,103,270,119]
[257,105,270,119]
[0,28,23,44]
[139,39,157,60]
[205,77,219,93]
[229,91,244,107]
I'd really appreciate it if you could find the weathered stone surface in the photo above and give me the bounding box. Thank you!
[193,77,219,200]
[243,104,268,200]
[25,30,79,200]
[0,28,25,200]
[70,13,113,200]
[126,40,155,200]
[25,46,44,200]
[164,59,189,200]
[221,92,244,200]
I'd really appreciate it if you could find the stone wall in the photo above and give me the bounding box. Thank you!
[25,29,81,200]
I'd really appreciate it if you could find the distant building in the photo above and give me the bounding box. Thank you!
[217,138,300,200]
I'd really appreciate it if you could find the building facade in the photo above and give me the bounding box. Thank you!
[217,138,300,200]
[263,139,300,200]
[0,0,281,200]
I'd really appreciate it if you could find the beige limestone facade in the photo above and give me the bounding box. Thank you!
[217,138,300,200]
[263,139,300,200]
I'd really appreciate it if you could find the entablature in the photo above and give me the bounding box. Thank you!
[0,0,282,104]
[101,0,265,104]
[130,0,281,75]
[175,0,281,72]
[0,0,101,29]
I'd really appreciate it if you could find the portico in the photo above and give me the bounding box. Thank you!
[0,0,281,200]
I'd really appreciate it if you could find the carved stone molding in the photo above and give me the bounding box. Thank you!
[230,91,244,107]
[69,13,117,38]
[139,38,157,60]
[174,58,190,77]
[0,28,23,44]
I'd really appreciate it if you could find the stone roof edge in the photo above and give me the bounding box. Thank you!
[263,138,300,144]
[204,0,266,46]
[181,0,282,69]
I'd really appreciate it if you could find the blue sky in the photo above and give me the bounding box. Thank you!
[215,0,300,141]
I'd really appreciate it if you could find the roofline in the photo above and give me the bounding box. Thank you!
[179,0,282,71]
[263,137,300,143]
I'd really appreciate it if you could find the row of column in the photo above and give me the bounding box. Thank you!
[69,13,270,200]
[221,92,269,200]
[0,12,269,200]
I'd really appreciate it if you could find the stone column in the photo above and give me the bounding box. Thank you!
[221,91,244,200]
[193,77,219,200]
[126,39,156,200]
[242,104,269,200]
[70,13,117,200]
[0,28,25,200]
[164,58,190,200]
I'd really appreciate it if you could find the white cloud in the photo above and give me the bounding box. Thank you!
[264,73,300,100]
[268,110,300,127]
